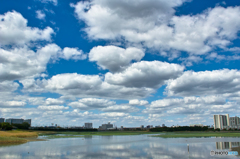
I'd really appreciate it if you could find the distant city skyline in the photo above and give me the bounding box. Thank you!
[1,0,240,127]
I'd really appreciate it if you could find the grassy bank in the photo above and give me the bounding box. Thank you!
[0,130,160,142]
[0,130,39,144]
[152,131,240,138]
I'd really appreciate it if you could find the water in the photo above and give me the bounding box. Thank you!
[0,135,240,159]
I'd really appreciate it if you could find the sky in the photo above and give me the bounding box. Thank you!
[0,0,240,127]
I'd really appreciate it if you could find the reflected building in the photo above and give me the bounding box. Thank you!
[216,142,240,149]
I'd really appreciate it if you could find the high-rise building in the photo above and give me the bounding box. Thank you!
[6,118,24,124]
[229,116,240,126]
[213,114,229,129]
[84,123,93,129]
[5,118,31,126]
[0,118,4,123]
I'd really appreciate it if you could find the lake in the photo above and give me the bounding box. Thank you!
[0,134,240,158]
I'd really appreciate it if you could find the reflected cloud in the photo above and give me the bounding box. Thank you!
[1,136,240,159]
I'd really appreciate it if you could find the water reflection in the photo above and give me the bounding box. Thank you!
[216,142,240,156]
[216,142,240,150]
[0,135,240,158]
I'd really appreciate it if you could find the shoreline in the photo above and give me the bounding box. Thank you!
[2,130,240,145]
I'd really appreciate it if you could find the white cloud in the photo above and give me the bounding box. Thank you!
[166,69,240,97]
[36,10,46,20]
[0,11,54,45]
[62,47,87,60]
[228,47,240,53]
[89,45,144,72]
[206,52,240,61]
[0,101,26,107]
[129,99,148,105]
[72,0,185,40]
[40,0,58,6]
[26,73,155,100]
[179,56,203,67]
[69,98,115,110]
[38,105,69,110]
[0,43,86,83]
[45,98,64,105]
[143,95,237,117]
[73,1,240,56]
[105,61,184,88]
[0,44,60,82]
[0,81,19,93]
[101,105,139,113]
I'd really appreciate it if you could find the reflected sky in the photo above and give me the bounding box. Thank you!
[0,135,240,159]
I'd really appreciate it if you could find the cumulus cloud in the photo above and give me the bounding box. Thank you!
[166,69,240,97]
[0,101,26,107]
[101,105,139,113]
[0,81,19,93]
[72,0,185,40]
[62,47,87,60]
[89,45,144,72]
[40,0,58,6]
[72,1,240,55]
[36,73,155,100]
[45,98,64,105]
[0,44,60,82]
[36,10,46,20]
[143,95,236,116]
[21,61,185,99]
[69,98,115,110]
[0,43,86,83]
[206,52,240,61]
[129,99,148,105]
[0,11,54,45]
[38,105,69,110]
[105,61,184,88]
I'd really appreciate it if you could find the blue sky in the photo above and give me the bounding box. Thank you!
[1,0,240,127]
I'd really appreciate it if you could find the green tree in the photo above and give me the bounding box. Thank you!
[1,122,13,130]
[12,122,30,129]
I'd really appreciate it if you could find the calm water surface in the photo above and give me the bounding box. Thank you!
[0,134,240,159]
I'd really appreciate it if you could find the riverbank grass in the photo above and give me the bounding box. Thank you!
[0,130,38,144]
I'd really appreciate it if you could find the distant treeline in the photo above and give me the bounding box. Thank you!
[149,126,216,132]
[0,122,30,130]
[31,127,98,132]
[12,122,30,130]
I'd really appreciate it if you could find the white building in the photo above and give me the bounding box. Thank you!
[84,123,93,129]
[213,114,229,129]
[229,116,240,126]
[213,114,240,130]
[6,118,24,124]
[99,122,113,130]
[5,118,31,126]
